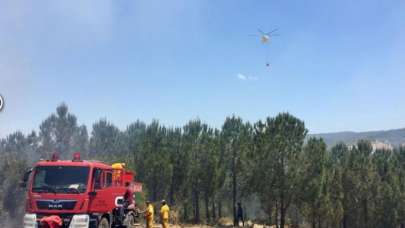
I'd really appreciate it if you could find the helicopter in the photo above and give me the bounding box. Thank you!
[250,28,279,44]
[250,28,279,68]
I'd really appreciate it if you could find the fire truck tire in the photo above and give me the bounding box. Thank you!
[98,217,109,228]
[127,213,136,228]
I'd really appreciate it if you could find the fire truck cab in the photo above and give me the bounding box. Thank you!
[23,153,141,228]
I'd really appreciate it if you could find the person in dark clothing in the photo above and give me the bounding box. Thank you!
[236,202,244,226]
[123,182,134,208]
[119,182,134,224]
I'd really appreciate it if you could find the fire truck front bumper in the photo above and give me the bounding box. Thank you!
[24,213,90,228]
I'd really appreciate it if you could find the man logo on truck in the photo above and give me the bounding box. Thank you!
[48,202,63,209]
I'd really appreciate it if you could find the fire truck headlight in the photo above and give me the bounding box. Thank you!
[69,214,89,228]
[23,213,37,228]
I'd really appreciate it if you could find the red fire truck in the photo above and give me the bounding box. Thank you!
[22,153,142,228]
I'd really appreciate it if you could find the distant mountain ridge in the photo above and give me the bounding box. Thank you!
[310,128,405,147]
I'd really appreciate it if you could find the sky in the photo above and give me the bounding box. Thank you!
[1,0,405,138]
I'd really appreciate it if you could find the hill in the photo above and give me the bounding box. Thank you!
[311,128,405,147]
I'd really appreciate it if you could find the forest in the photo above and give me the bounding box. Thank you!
[1,103,405,228]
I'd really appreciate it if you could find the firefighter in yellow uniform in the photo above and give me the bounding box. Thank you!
[160,200,170,228]
[145,201,154,228]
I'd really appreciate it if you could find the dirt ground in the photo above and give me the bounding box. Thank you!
[150,225,285,228]
[146,222,284,228]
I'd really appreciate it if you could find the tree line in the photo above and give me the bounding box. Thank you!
[1,103,405,228]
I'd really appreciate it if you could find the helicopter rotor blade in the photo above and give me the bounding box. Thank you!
[266,28,279,35]
[257,28,265,34]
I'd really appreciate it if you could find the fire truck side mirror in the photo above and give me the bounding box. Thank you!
[88,191,97,197]
[20,168,32,188]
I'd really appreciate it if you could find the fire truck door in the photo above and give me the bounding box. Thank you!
[89,168,113,212]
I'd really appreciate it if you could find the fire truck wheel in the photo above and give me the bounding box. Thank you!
[98,217,109,228]
[128,214,136,227]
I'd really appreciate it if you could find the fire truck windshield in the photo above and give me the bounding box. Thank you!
[32,166,90,194]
